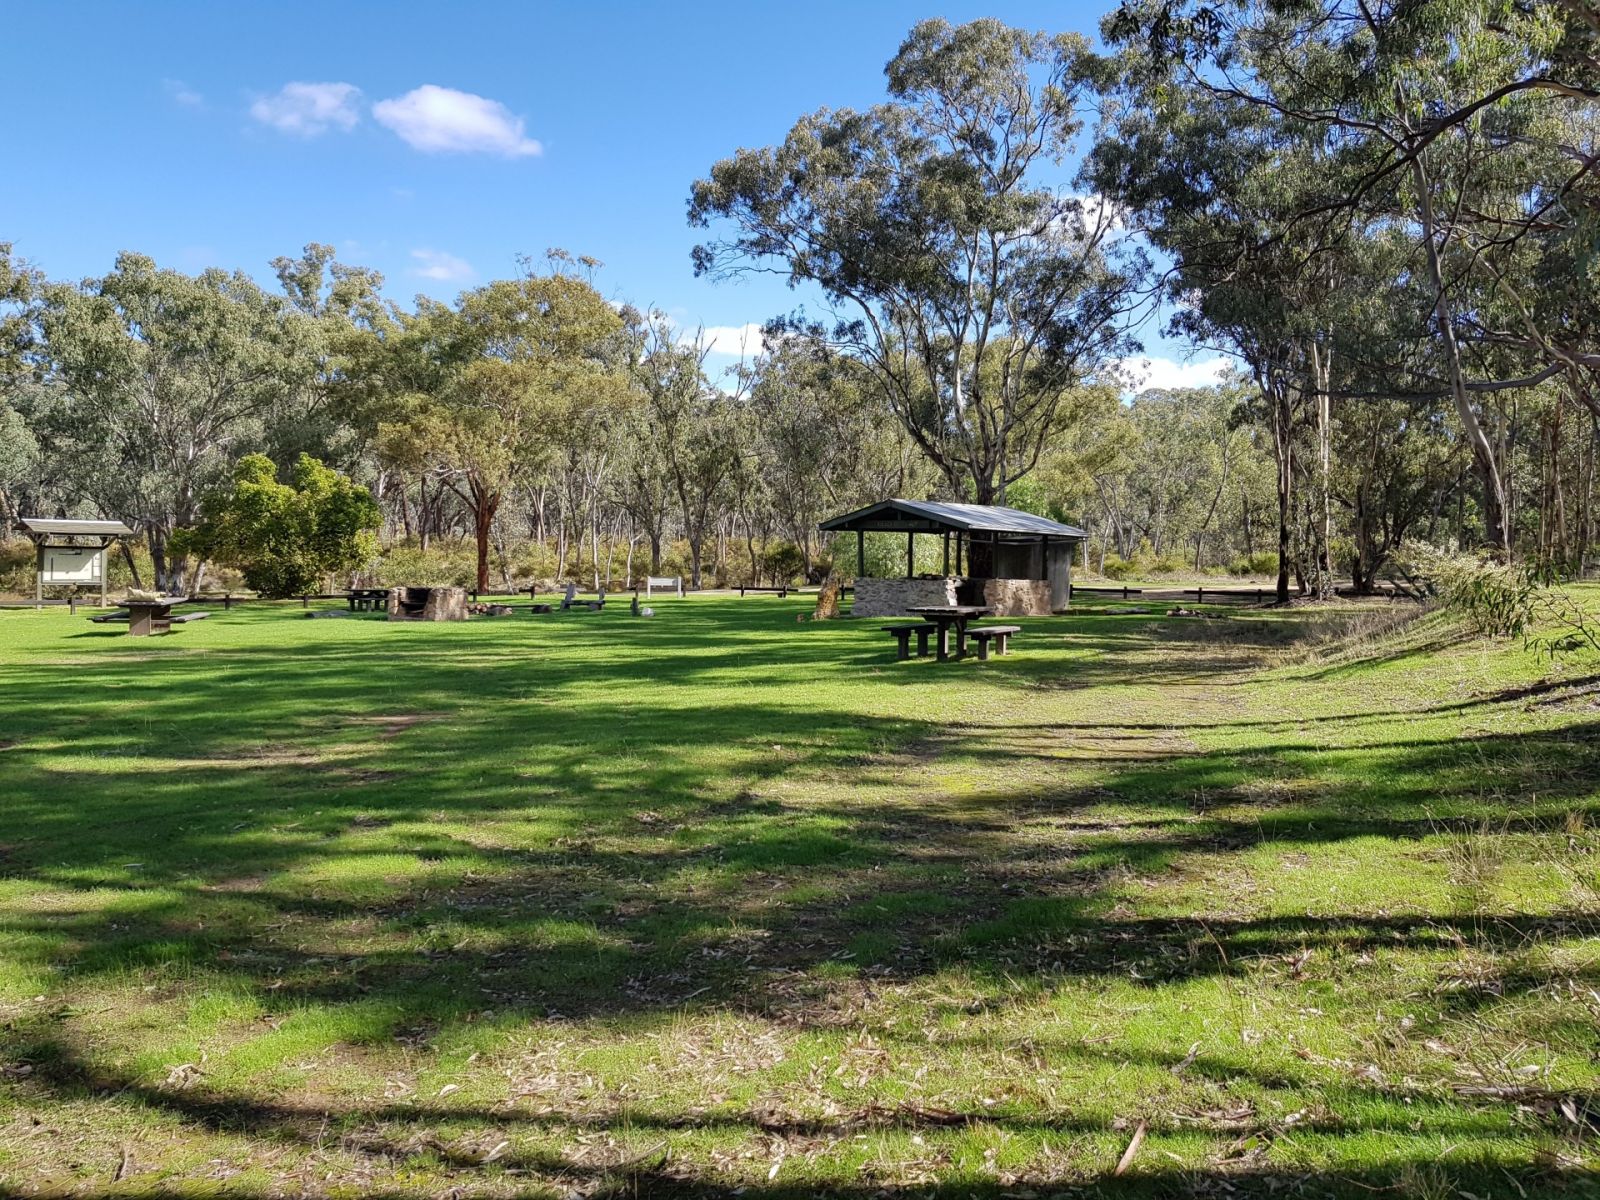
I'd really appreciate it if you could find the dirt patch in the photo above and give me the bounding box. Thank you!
[182,744,327,768]
[341,713,449,738]
[201,873,271,893]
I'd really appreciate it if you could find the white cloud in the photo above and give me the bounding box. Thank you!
[690,323,767,358]
[1115,355,1236,394]
[408,249,475,282]
[250,81,362,136]
[163,78,204,108]
[372,85,541,157]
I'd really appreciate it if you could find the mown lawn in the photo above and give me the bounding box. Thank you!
[0,594,1596,1198]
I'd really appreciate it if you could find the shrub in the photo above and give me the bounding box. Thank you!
[762,541,806,585]
[177,454,380,597]
[374,543,476,588]
[1228,552,1280,577]
[1402,542,1537,638]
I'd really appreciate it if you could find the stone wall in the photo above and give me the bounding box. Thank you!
[388,586,468,622]
[981,577,1052,617]
[850,576,957,618]
[849,575,1050,618]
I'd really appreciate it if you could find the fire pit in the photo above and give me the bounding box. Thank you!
[386,586,467,622]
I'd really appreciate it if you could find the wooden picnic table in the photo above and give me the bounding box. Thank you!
[124,600,173,637]
[907,605,993,661]
[347,588,391,612]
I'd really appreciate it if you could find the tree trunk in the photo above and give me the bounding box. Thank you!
[1310,340,1333,599]
[1266,375,1294,604]
[1407,136,1510,556]
[470,483,499,595]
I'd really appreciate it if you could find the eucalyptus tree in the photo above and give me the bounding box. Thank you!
[0,245,40,525]
[628,319,741,588]
[689,17,1145,505]
[378,264,626,593]
[267,243,391,471]
[743,338,925,575]
[1101,0,1600,558]
[30,252,317,588]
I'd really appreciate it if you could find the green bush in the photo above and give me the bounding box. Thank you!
[1227,552,1280,577]
[762,541,806,585]
[1403,542,1538,638]
[179,454,380,597]
[374,543,476,588]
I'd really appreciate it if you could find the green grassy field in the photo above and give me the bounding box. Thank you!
[1,594,1596,1198]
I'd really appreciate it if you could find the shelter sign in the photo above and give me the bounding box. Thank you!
[42,547,105,585]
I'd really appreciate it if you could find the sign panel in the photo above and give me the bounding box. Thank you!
[42,547,104,584]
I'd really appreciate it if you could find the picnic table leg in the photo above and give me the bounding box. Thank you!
[935,622,950,662]
[128,609,151,637]
[956,622,970,659]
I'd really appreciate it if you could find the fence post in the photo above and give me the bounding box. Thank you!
[69,596,77,615]
[1198,586,1204,604]
[302,595,309,608]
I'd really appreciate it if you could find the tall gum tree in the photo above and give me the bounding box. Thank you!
[1101,0,1600,557]
[689,17,1146,504]
[379,265,626,594]
[32,252,315,589]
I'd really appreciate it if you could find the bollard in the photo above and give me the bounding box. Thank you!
[69,596,78,615]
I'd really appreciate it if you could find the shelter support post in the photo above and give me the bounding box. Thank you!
[942,532,949,576]
[857,530,865,578]
[906,531,914,579]
[35,544,42,607]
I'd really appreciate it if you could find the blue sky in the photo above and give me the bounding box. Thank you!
[2,1,1224,389]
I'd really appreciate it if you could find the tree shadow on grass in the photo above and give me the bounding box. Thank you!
[2,600,1597,1194]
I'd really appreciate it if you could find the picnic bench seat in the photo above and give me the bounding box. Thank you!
[880,622,933,661]
[170,611,210,624]
[89,609,129,624]
[967,624,1021,660]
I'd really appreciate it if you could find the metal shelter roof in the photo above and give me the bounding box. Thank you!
[819,499,1086,539]
[17,518,134,539]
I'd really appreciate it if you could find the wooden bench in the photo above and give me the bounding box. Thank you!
[968,625,1021,660]
[89,609,129,624]
[880,622,934,661]
[170,611,210,624]
[740,585,791,598]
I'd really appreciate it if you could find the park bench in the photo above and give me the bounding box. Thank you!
[739,585,791,597]
[880,622,933,661]
[89,609,129,624]
[170,611,211,624]
[967,625,1020,660]
[559,584,606,611]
